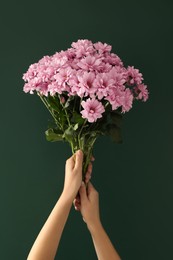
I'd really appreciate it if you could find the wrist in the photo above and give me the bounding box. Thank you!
[60,190,74,206]
[87,219,103,235]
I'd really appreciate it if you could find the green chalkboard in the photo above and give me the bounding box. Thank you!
[0,0,173,259]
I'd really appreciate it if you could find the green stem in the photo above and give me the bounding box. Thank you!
[73,96,77,112]
[79,97,82,112]
[105,101,110,108]
[39,94,61,129]
[64,108,71,126]
[70,141,75,154]
[82,134,97,180]
[78,119,87,144]
[69,133,97,181]
[56,94,71,128]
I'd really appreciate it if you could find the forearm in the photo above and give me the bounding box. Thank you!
[27,193,72,260]
[89,222,121,260]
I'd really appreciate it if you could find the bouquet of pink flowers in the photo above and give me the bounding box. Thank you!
[23,39,149,179]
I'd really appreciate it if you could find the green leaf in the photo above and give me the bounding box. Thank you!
[110,111,123,127]
[106,124,123,143]
[73,123,79,131]
[64,98,71,108]
[71,112,85,125]
[45,128,64,142]
[63,126,76,143]
[47,95,61,112]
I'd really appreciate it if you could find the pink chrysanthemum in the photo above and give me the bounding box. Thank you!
[77,71,97,97]
[126,66,143,85]
[77,55,103,71]
[93,73,114,99]
[54,67,73,87]
[23,39,149,118]
[71,39,94,58]
[94,42,112,54]
[134,84,149,101]
[106,87,133,112]
[81,98,105,123]
[121,88,134,112]
[104,53,123,67]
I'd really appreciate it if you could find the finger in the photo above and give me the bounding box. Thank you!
[75,197,80,204]
[86,162,92,175]
[79,181,87,202]
[74,205,81,211]
[66,155,75,170]
[74,150,83,170]
[85,173,91,184]
[91,156,95,162]
[75,193,80,202]
[73,198,78,206]
[74,200,81,206]
[85,161,93,181]
[74,201,81,209]
[73,198,81,210]
[85,163,92,183]
[87,162,93,173]
[73,198,81,208]
[87,181,96,194]
[74,198,81,209]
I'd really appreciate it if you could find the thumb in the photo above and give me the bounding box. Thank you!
[74,150,83,170]
[79,182,87,202]
[65,156,75,171]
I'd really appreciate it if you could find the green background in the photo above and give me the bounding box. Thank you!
[0,0,173,259]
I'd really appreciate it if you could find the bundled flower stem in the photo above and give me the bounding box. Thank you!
[39,93,99,180]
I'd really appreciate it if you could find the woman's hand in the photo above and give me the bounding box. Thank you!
[74,182,121,260]
[74,182,101,232]
[62,150,83,202]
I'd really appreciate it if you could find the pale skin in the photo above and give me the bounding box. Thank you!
[27,150,121,260]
